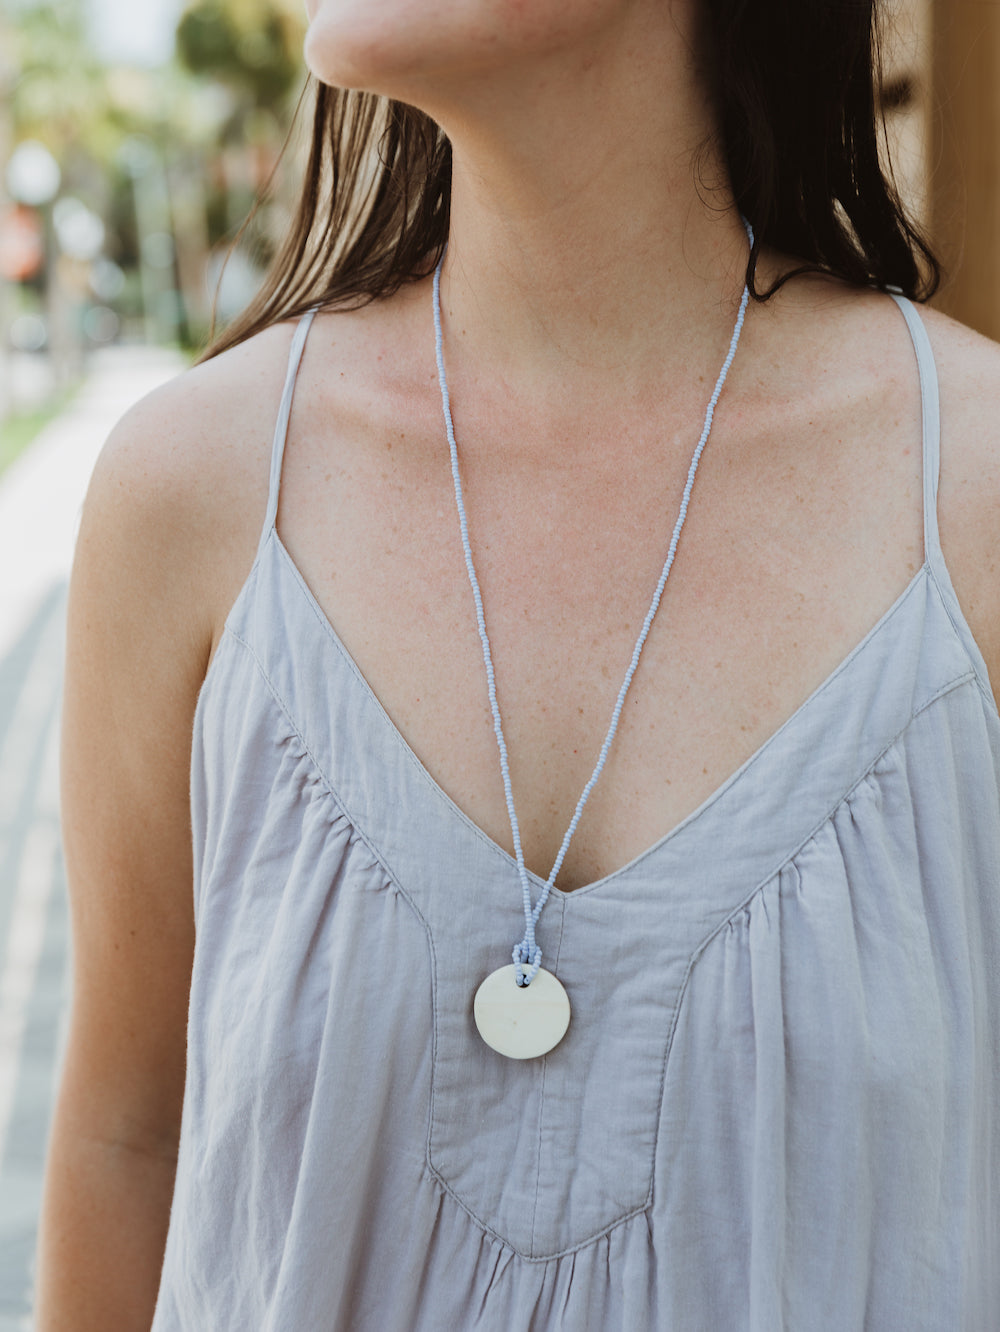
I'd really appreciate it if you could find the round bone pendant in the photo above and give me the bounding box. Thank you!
[473,964,571,1059]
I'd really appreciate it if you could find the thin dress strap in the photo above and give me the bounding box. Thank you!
[257,307,319,559]
[888,293,942,568]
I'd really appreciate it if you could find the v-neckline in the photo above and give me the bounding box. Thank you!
[263,525,937,900]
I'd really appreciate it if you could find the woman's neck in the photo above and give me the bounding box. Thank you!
[425,0,752,406]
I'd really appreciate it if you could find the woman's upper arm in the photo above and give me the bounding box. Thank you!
[54,324,292,1148]
[33,335,290,1328]
[58,381,233,1150]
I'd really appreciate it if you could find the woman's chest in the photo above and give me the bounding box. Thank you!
[267,397,924,892]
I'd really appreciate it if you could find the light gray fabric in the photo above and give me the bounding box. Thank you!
[152,298,1000,1331]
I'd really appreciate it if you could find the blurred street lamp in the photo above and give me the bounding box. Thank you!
[52,198,109,367]
[5,141,61,209]
[5,140,81,387]
[3,141,64,409]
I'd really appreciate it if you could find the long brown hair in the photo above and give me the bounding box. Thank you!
[203,2,939,361]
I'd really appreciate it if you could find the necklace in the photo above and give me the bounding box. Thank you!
[433,220,754,1059]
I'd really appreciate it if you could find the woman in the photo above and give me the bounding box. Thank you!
[35,0,1000,1327]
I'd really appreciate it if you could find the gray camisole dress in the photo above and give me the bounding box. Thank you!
[151,296,1000,1330]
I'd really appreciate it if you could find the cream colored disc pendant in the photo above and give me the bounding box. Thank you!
[473,964,571,1059]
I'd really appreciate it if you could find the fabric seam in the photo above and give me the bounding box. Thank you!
[528,902,566,1260]
[925,560,1000,718]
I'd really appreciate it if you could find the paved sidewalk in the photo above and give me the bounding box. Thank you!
[0,347,187,1330]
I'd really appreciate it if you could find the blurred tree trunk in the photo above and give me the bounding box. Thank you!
[168,156,212,342]
[931,0,1000,339]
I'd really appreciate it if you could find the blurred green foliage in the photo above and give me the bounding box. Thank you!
[0,0,307,353]
[4,0,123,161]
[2,0,306,167]
[177,0,304,109]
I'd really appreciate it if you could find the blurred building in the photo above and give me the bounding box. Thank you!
[882,0,931,226]
[883,0,1000,339]
[930,1,1000,339]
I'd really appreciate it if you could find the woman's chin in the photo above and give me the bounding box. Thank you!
[303,17,386,91]
[303,21,455,99]
[301,1,643,105]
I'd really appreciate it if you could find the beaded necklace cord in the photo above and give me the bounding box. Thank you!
[433,218,755,1015]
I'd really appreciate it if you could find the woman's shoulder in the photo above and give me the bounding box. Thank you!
[916,302,1000,441]
[97,284,428,534]
[96,317,299,533]
[86,288,429,663]
[752,273,1000,691]
[777,279,1000,564]
[84,320,303,656]
[915,304,1000,685]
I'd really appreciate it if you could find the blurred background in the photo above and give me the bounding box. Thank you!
[0,0,306,429]
[0,0,997,1326]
